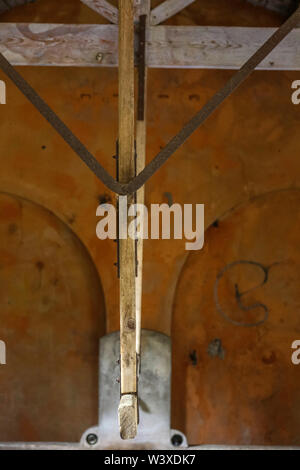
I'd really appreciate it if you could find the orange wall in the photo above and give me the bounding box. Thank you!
[0,0,300,445]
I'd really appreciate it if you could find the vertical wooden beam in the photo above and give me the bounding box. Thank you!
[118,0,137,440]
[135,0,150,362]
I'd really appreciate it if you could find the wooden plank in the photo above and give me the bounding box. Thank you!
[118,0,137,440]
[1,24,300,70]
[118,394,138,440]
[80,0,118,24]
[150,0,196,25]
[135,127,145,360]
[0,23,118,67]
[146,25,300,70]
[135,2,150,361]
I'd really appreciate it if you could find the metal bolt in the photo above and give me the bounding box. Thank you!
[171,434,183,447]
[96,52,103,63]
[86,433,98,446]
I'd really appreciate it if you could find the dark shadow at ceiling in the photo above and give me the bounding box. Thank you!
[245,0,299,15]
[0,0,35,15]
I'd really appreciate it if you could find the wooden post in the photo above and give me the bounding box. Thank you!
[118,0,137,440]
[135,0,150,362]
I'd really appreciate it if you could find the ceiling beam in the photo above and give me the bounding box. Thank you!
[145,25,300,69]
[1,24,299,70]
[80,0,118,24]
[150,0,196,25]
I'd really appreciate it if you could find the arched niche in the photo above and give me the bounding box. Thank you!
[172,189,300,446]
[0,192,105,442]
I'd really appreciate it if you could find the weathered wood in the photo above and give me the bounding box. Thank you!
[135,120,146,360]
[0,23,118,67]
[118,0,137,439]
[135,1,150,360]
[150,0,196,25]
[118,394,138,440]
[1,24,300,70]
[80,0,118,24]
[119,0,136,395]
[146,25,300,70]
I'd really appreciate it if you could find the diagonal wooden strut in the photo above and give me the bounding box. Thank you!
[80,0,118,23]
[150,0,196,25]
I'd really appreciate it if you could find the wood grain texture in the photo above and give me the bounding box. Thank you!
[136,120,146,359]
[0,24,300,70]
[118,0,136,399]
[146,25,300,70]
[118,394,138,440]
[135,0,150,358]
[150,0,196,25]
[0,23,118,67]
[80,0,118,23]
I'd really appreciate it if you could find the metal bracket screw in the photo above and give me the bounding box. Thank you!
[86,433,98,446]
[171,434,183,447]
